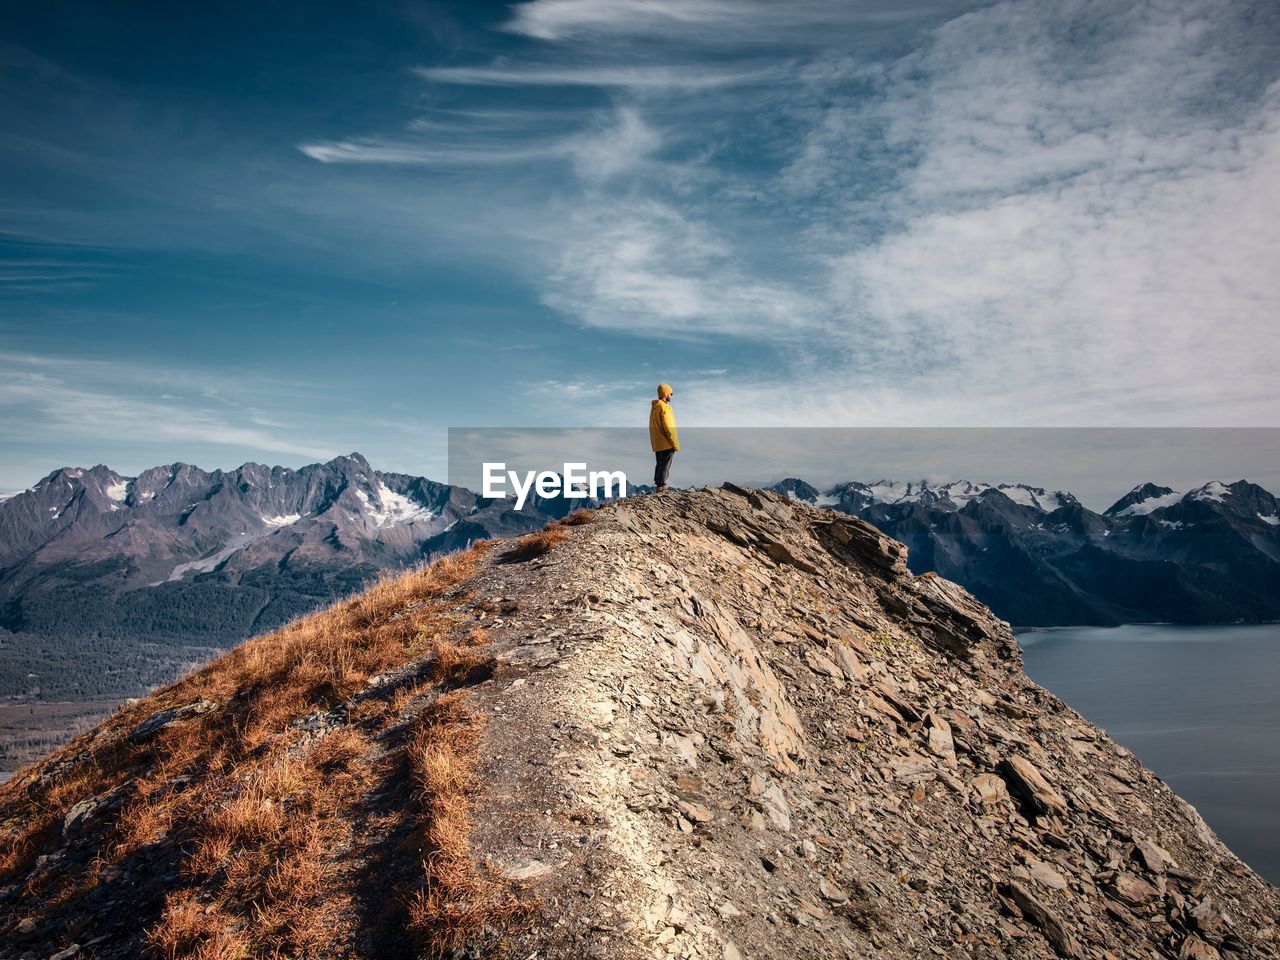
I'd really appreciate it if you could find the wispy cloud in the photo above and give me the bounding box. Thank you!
[511,0,1280,424]
[412,61,788,89]
[0,353,336,468]
[567,107,661,181]
[523,378,647,400]
[791,0,1280,421]
[299,105,662,180]
[297,137,574,166]
[0,241,123,296]
[542,197,823,339]
[503,0,975,44]
[294,0,1280,426]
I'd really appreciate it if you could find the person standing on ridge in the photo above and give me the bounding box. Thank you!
[649,383,679,492]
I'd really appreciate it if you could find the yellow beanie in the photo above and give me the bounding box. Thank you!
[657,383,673,400]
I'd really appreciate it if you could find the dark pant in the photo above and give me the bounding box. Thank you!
[654,448,675,487]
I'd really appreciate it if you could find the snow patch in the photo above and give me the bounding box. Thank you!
[262,513,302,527]
[845,479,964,506]
[1157,519,1184,530]
[996,485,1036,508]
[846,479,1072,513]
[1259,513,1279,526]
[357,483,436,527]
[1115,490,1183,516]
[785,488,840,508]
[993,484,1074,512]
[104,479,131,511]
[1190,481,1232,503]
[867,480,944,503]
[1034,490,1071,513]
[160,543,245,583]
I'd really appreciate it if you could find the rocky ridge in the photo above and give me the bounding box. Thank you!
[1,486,1277,959]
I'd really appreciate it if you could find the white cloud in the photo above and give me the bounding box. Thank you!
[542,197,822,339]
[299,104,660,179]
[524,378,647,400]
[566,107,661,181]
[503,0,973,44]
[796,0,1280,422]
[298,136,576,166]
[505,0,759,40]
[536,0,1280,424]
[413,61,785,89]
[0,353,336,461]
[293,0,1280,428]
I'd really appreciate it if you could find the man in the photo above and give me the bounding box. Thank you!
[649,383,679,492]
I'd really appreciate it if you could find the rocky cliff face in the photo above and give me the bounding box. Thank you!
[1,487,1275,960]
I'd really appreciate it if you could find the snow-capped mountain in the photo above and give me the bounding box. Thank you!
[0,453,618,582]
[1,456,455,577]
[0,454,605,707]
[813,479,1079,516]
[1104,482,1182,516]
[774,476,1280,628]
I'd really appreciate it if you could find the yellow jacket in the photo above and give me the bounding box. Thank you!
[649,399,679,452]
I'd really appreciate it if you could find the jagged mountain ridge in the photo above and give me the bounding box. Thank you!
[0,454,597,710]
[1,457,1277,720]
[2,453,519,578]
[774,476,1280,627]
[1,487,1275,959]
[808,478,1081,515]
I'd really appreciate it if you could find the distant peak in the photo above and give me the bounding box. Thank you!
[1186,479,1275,507]
[772,478,822,501]
[1189,480,1234,502]
[327,452,371,469]
[1104,483,1181,517]
[37,466,88,487]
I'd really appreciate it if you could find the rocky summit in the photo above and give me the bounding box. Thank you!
[1,486,1276,960]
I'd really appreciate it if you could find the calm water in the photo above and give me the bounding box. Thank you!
[1020,623,1280,885]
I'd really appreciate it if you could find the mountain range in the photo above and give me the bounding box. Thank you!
[0,453,598,708]
[771,476,1280,628]
[0,455,1276,719]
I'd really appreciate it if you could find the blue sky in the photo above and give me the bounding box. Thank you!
[2,0,1278,490]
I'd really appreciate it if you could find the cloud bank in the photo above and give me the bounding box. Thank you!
[468,0,1279,425]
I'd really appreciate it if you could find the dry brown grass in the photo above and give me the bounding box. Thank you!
[559,508,596,526]
[148,893,249,960]
[404,694,531,955]
[0,536,533,957]
[109,782,180,862]
[135,706,375,955]
[505,525,568,561]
